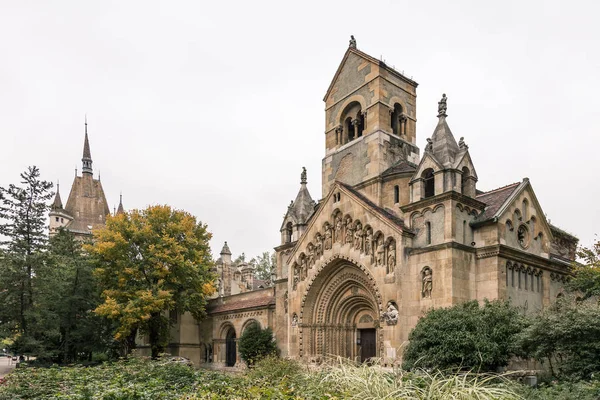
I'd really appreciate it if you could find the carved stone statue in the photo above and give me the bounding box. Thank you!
[422,268,433,298]
[425,138,433,152]
[376,239,385,266]
[345,220,354,244]
[349,35,356,48]
[365,229,373,255]
[291,313,298,327]
[437,93,447,117]
[387,242,396,274]
[335,217,343,243]
[316,233,323,256]
[301,167,307,184]
[354,223,363,251]
[293,275,298,291]
[382,302,398,326]
[324,227,332,250]
[300,256,307,281]
[307,244,315,267]
[458,137,468,150]
[284,291,288,314]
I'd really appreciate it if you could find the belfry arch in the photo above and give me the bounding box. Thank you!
[299,255,383,362]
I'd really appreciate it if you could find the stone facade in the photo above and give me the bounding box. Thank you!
[182,39,577,368]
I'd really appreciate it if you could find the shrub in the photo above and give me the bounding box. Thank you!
[237,323,278,366]
[519,296,600,380]
[403,299,527,371]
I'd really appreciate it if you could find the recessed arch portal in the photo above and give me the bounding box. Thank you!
[299,255,383,361]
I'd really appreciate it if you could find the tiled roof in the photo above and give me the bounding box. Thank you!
[475,182,520,221]
[208,296,275,314]
[340,183,408,230]
[253,279,269,290]
[382,161,416,176]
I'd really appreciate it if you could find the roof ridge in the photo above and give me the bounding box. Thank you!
[477,182,521,196]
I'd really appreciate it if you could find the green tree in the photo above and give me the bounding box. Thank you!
[0,166,53,355]
[249,251,276,280]
[519,296,600,380]
[88,205,215,358]
[402,299,526,372]
[567,238,600,299]
[238,323,278,366]
[40,228,112,362]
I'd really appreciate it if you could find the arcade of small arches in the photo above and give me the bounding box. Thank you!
[209,318,262,367]
[505,261,543,293]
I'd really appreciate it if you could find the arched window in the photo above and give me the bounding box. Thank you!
[345,117,354,143]
[356,112,365,138]
[394,185,400,204]
[425,222,432,245]
[522,199,529,221]
[391,103,404,136]
[423,169,435,198]
[461,167,470,195]
[285,222,293,243]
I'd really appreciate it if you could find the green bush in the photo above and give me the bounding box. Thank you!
[237,323,278,366]
[403,299,527,371]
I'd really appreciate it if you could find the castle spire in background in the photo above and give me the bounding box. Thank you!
[116,193,125,215]
[82,115,93,175]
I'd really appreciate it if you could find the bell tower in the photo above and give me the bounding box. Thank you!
[321,37,421,197]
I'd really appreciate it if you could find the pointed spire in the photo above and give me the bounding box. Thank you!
[220,241,232,255]
[285,168,316,227]
[51,181,63,210]
[82,116,93,175]
[429,94,459,167]
[116,192,124,215]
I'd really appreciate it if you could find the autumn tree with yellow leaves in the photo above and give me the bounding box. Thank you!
[87,205,215,358]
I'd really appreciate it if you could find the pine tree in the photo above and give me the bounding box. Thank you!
[0,166,53,354]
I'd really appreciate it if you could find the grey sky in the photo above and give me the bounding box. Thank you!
[1,0,598,259]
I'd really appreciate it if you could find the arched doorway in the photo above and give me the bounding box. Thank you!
[300,257,382,362]
[225,327,236,367]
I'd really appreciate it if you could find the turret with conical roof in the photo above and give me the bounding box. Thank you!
[280,167,316,244]
[409,94,478,202]
[49,182,73,235]
[116,193,125,215]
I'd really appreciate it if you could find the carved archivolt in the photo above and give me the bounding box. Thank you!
[291,213,398,290]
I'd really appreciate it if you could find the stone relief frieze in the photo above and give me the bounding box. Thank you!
[290,212,398,291]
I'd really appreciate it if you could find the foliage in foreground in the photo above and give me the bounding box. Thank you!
[0,356,531,400]
[238,323,278,365]
[403,299,527,372]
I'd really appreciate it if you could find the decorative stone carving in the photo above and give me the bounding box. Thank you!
[458,136,468,150]
[425,138,433,152]
[291,313,298,326]
[517,224,530,249]
[315,233,323,257]
[382,302,398,326]
[299,255,307,281]
[376,238,385,266]
[284,291,288,314]
[324,225,332,250]
[335,216,343,244]
[364,228,373,256]
[345,218,354,244]
[438,93,447,117]
[422,267,433,298]
[387,241,396,274]
[292,262,299,290]
[354,222,363,251]
[307,243,315,267]
[349,35,356,48]
[359,314,373,323]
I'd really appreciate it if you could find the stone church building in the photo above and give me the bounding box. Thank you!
[50,39,578,367]
[189,38,577,367]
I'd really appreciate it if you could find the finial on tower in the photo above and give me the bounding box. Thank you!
[437,94,448,118]
[82,116,93,175]
[349,35,356,49]
[301,167,307,184]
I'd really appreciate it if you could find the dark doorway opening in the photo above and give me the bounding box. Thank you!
[225,328,236,367]
[359,328,376,363]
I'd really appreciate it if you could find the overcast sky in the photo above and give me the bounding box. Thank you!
[1,0,598,259]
